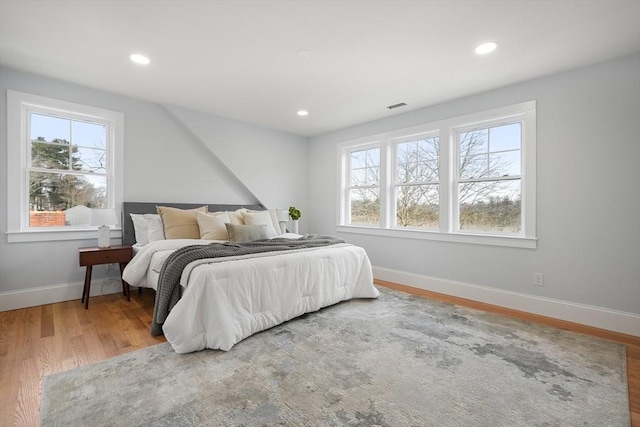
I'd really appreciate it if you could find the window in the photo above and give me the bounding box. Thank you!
[338,101,536,248]
[29,113,109,226]
[455,121,522,233]
[394,134,439,230]
[7,90,124,242]
[347,146,381,226]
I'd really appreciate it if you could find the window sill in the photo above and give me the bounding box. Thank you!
[6,228,122,243]
[336,225,537,249]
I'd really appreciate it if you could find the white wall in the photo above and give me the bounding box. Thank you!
[163,104,308,212]
[0,67,307,299]
[307,54,640,318]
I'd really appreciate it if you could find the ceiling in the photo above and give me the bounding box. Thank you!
[1,1,639,137]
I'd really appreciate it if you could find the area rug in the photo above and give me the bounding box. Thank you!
[40,287,629,426]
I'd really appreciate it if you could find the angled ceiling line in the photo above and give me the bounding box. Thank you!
[161,104,265,208]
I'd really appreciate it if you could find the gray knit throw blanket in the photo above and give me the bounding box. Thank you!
[151,234,346,336]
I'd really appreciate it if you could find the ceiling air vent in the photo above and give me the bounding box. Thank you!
[387,102,407,110]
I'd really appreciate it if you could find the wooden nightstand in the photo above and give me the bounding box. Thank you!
[79,245,133,309]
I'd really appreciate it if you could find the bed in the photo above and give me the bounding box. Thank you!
[120,202,379,353]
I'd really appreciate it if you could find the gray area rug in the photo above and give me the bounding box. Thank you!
[40,287,629,426]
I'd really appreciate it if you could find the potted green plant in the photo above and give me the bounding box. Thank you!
[289,206,301,233]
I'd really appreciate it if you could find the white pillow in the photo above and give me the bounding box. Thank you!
[245,209,281,235]
[145,214,165,242]
[242,210,278,237]
[266,209,282,235]
[130,213,149,245]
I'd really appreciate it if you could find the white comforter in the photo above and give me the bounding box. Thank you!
[122,239,379,353]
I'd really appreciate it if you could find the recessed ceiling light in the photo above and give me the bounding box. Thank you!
[130,54,150,65]
[297,110,309,116]
[475,42,498,55]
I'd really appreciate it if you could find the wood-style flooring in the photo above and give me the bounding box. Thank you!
[0,281,638,426]
[0,290,165,427]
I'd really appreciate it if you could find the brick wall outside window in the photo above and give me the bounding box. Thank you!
[29,211,66,227]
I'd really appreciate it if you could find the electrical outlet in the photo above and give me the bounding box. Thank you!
[533,273,544,287]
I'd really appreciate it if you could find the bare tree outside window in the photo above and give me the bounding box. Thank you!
[338,102,534,244]
[28,113,108,227]
[458,123,522,232]
[395,137,439,228]
[348,148,380,225]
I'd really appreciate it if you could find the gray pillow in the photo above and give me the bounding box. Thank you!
[225,223,268,243]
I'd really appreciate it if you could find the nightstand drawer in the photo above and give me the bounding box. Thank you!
[79,245,133,266]
[78,245,133,309]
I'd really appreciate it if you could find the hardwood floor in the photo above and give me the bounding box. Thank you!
[0,282,638,426]
[0,290,165,427]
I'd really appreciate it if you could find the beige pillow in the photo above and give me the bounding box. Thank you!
[242,210,278,237]
[227,208,247,224]
[195,211,230,240]
[225,223,268,243]
[156,206,207,239]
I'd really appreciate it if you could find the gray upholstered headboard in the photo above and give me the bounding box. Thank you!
[122,202,265,246]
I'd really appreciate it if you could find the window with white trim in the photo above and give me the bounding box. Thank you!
[7,90,124,242]
[454,120,522,233]
[347,145,381,226]
[393,133,440,230]
[338,101,536,248]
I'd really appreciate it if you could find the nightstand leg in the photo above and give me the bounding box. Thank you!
[82,265,92,309]
[119,262,130,301]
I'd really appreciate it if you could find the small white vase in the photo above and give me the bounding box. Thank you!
[97,225,111,248]
[291,220,299,234]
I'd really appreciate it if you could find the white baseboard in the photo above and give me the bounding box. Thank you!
[373,266,640,337]
[0,279,126,312]
[4,268,638,337]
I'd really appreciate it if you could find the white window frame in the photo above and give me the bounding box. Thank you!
[337,101,537,249]
[6,90,124,243]
[340,140,384,226]
[391,131,440,231]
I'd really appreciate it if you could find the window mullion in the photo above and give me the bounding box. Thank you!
[379,141,391,229]
[23,107,32,229]
[522,109,537,238]
[68,120,73,173]
[439,127,453,233]
[338,148,347,225]
[459,175,522,184]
